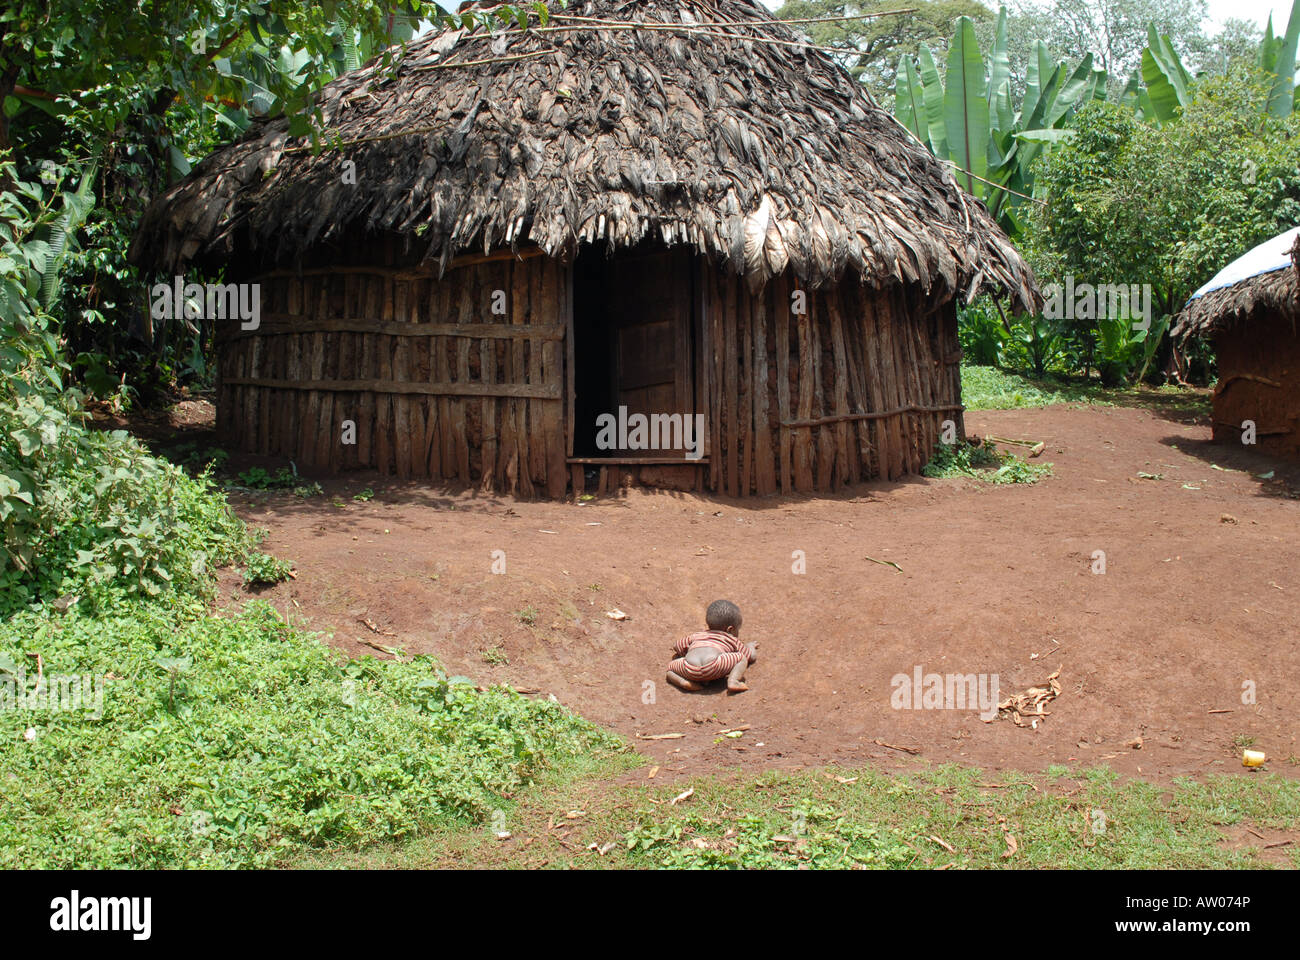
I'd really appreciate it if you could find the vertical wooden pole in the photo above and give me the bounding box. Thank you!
[774,273,792,494]
[793,281,814,492]
[723,273,740,497]
[543,259,568,498]
[827,294,853,487]
[753,284,775,495]
[739,284,754,496]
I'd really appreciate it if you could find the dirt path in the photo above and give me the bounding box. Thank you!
[221,403,1300,782]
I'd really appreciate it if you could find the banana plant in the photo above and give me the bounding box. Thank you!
[894,8,1102,237]
[1140,25,1192,125]
[944,17,989,196]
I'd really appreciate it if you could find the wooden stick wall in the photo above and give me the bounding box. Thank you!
[702,270,963,496]
[216,255,568,497]
[216,252,964,497]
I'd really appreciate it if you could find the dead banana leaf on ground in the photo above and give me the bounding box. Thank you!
[992,668,1062,726]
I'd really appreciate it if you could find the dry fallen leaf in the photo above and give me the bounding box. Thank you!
[605,609,628,621]
[670,787,694,806]
[647,765,659,779]
[1002,833,1018,858]
[996,667,1062,726]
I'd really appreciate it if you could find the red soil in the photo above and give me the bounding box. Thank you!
[216,402,1300,782]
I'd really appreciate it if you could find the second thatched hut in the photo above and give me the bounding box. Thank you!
[1174,227,1300,461]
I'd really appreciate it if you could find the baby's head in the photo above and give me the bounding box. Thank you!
[705,599,743,636]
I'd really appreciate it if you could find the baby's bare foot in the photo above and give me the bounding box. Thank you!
[726,680,749,694]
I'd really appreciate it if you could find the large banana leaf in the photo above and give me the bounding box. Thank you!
[1267,0,1300,118]
[1148,28,1192,99]
[943,16,990,196]
[894,55,929,146]
[989,77,1016,169]
[1261,15,1278,74]
[1022,63,1064,134]
[1048,53,1095,126]
[1088,68,1109,102]
[1141,26,1191,126]
[988,8,1010,111]
[917,44,948,160]
[1141,46,1185,124]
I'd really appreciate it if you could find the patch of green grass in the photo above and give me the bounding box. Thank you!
[515,605,539,627]
[480,642,508,666]
[349,763,1300,870]
[923,442,1053,484]
[352,488,375,502]
[961,364,1208,413]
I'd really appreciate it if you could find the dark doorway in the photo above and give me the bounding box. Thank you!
[571,245,696,459]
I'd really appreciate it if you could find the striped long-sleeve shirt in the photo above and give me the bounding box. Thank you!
[669,630,753,683]
[673,630,750,658]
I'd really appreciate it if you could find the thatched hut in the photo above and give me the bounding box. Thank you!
[130,0,1036,497]
[1174,228,1300,460]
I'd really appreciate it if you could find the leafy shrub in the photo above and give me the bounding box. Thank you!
[0,599,624,867]
[957,301,1007,367]
[923,441,1052,484]
[0,393,253,613]
[1009,314,1066,379]
[243,552,292,587]
[0,156,254,613]
[922,441,1002,477]
[234,466,298,489]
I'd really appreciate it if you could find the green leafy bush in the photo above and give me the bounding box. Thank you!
[0,158,253,613]
[957,301,1007,367]
[923,441,1052,484]
[234,466,299,489]
[243,552,293,587]
[0,598,624,867]
[0,394,253,612]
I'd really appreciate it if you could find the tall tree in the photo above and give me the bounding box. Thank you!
[774,0,996,101]
[985,0,1212,99]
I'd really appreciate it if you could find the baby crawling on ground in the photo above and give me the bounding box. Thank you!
[666,599,757,695]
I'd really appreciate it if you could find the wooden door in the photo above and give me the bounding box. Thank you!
[608,250,694,457]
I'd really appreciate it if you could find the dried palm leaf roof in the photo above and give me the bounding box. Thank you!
[1174,231,1300,337]
[130,0,1037,309]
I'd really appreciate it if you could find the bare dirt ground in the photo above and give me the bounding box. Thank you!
[199,401,1299,783]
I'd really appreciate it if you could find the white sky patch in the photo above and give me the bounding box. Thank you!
[756,0,1297,36]
[1206,0,1295,31]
